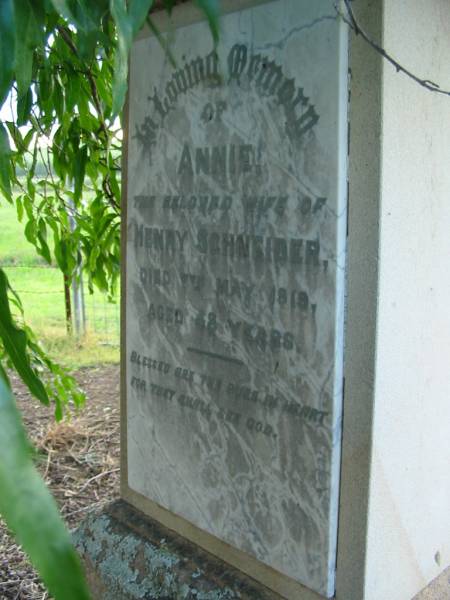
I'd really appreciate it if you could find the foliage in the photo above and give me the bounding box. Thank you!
[1,266,85,407]
[0,372,90,600]
[0,0,219,597]
[1,198,120,356]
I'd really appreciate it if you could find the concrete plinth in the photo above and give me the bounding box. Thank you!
[73,500,280,600]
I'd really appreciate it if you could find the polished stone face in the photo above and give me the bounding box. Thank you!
[125,1,347,596]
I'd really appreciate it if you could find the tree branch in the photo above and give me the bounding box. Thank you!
[340,0,450,97]
[56,25,109,136]
[102,175,120,212]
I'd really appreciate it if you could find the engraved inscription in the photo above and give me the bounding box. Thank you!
[126,2,346,597]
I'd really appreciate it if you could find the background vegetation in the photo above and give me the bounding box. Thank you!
[0,199,119,367]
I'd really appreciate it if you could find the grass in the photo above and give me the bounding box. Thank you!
[0,198,120,368]
[38,331,120,369]
[0,198,47,266]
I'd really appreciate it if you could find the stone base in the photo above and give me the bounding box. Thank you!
[73,500,279,600]
[73,499,449,600]
[413,567,450,600]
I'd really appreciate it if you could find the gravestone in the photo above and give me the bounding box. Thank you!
[123,0,347,598]
[75,1,450,599]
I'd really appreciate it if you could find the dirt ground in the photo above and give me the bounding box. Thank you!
[0,365,120,600]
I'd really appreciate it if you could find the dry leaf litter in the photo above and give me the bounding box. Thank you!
[0,365,120,599]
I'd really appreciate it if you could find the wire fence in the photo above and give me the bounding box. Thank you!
[2,263,120,346]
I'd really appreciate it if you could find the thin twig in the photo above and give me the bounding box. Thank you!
[44,448,53,479]
[62,500,105,518]
[340,0,450,97]
[78,467,120,493]
[0,580,21,587]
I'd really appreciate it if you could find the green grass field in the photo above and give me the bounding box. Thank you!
[0,198,48,266]
[0,199,120,367]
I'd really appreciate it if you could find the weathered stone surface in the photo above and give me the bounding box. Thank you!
[413,567,450,600]
[74,500,279,600]
[124,0,347,596]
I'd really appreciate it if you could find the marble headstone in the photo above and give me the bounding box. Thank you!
[124,0,347,597]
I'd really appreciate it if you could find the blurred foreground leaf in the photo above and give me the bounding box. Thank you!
[0,0,14,106]
[195,0,220,43]
[110,0,155,115]
[0,372,91,600]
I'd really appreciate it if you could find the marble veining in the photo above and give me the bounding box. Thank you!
[125,1,347,597]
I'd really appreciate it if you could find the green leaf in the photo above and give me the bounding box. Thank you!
[66,71,81,112]
[23,194,33,219]
[53,75,65,122]
[110,0,154,115]
[0,122,12,199]
[23,129,34,149]
[128,0,154,35]
[24,219,36,244]
[107,171,120,200]
[195,0,220,44]
[37,64,53,108]
[17,88,33,126]
[51,0,107,34]
[37,232,52,264]
[0,0,14,107]
[14,0,45,97]
[0,373,91,600]
[110,0,132,116]
[16,195,24,222]
[54,237,68,272]
[0,269,49,404]
[49,0,74,23]
[74,145,88,202]
[162,0,177,14]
